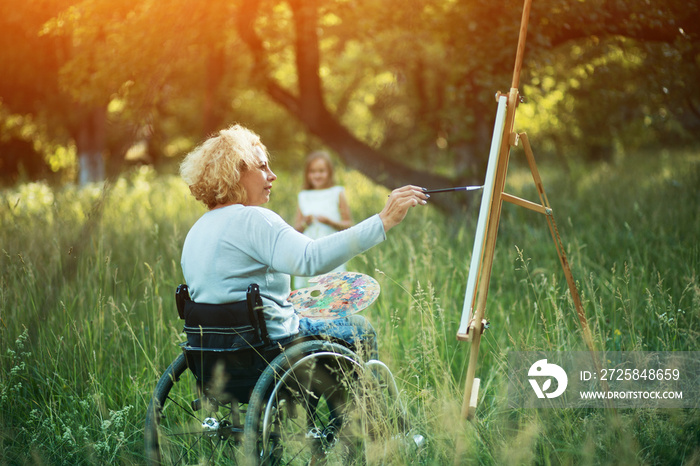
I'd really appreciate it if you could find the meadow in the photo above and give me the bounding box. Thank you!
[1,148,698,465]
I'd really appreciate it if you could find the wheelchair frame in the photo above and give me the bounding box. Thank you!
[145,284,415,465]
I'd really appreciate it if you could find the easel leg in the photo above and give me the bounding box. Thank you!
[519,133,613,404]
[461,330,483,420]
[519,133,597,354]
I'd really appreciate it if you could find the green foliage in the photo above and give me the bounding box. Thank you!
[2,0,700,184]
[521,37,700,167]
[1,153,698,464]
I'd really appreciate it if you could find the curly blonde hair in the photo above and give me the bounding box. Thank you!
[180,125,268,209]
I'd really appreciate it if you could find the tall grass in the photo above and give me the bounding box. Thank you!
[1,150,698,465]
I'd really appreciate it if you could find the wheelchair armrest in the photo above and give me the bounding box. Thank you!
[247,284,270,346]
[176,284,190,319]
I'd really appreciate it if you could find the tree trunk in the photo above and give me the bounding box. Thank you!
[203,45,227,136]
[237,0,469,214]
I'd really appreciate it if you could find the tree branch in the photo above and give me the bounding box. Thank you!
[540,1,700,48]
[236,0,466,213]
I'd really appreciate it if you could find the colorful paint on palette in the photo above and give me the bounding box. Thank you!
[288,272,380,319]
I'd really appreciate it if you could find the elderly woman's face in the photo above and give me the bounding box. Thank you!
[239,146,277,206]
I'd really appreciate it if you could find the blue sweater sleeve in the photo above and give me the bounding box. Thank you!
[251,208,386,276]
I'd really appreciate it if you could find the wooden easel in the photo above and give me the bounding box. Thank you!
[457,0,598,419]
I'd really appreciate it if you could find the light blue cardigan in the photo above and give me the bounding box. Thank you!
[181,205,386,339]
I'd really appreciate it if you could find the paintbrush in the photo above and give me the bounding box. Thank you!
[423,186,483,194]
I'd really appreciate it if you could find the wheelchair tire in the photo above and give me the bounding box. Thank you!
[144,353,244,465]
[243,340,366,465]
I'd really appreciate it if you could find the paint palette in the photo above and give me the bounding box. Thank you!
[289,271,381,319]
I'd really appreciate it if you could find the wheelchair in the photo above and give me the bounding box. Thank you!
[145,283,418,465]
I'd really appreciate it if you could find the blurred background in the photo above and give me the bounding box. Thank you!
[2,2,699,464]
[1,0,698,207]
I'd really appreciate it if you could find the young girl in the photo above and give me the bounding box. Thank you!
[293,151,353,289]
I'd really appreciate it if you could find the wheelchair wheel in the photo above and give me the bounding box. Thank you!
[243,340,366,465]
[145,353,244,465]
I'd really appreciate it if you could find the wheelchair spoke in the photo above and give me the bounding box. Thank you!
[164,396,200,422]
[206,437,231,465]
[172,436,204,466]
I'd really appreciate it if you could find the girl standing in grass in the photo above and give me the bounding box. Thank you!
[293,151,353,289]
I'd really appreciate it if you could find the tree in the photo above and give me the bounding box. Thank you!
[0,0,73,180]
[232,0,700,209]
[523,0,700,160]
[1,0,699,196]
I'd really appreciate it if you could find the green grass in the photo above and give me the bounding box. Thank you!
[1,150,698,465]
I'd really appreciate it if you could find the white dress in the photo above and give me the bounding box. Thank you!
[294,185,347,289]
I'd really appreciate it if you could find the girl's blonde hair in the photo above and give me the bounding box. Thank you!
[180,124,268,209]
[303,151,335,190]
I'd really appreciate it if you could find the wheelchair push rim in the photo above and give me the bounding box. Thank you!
[244,340,368,465]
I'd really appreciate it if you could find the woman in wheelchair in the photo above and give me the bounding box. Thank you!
[178,124,427,356]
[145,124,427,465]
